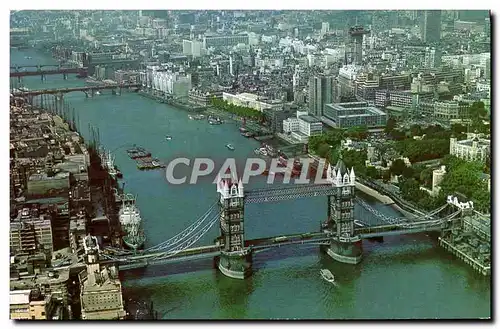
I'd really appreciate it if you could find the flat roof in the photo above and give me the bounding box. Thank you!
[10,290,31,305]
[299,115,321,123]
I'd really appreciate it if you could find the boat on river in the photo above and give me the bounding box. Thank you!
[226,144,235,151]
[127,146,151,159]
[118,194,146,251]
[320,269,335,283]
[165,135,172,141]
[189,114,205,120]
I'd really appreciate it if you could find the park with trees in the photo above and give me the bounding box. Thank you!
[306,113,490,213]
[210,97,265,121]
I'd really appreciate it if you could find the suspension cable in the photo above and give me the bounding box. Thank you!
[116,212,221,262]
[146,214,220,261]
[144,202,218,252]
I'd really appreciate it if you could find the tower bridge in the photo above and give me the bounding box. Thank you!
[95,158,472,280]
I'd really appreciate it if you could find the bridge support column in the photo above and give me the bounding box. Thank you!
[63,73,67,80]
[217,250,253,280]
[55,93,64,113]
[17,76,22,83]
[216,175,252,279]
[324,237,363,264]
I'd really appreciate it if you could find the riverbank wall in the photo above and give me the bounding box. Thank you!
[137,90,205,112]
[355,181,394,205]
[355,181,423,218]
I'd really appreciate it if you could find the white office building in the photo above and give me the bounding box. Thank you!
[222,92,282,112]
[283,111,322,143]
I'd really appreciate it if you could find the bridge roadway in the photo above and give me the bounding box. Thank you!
[10,67,81,77]
[101,244,222,269]
[10,64,74,70]
[245,184,339,204]
[11,83,141,97]
[102,220,450,268]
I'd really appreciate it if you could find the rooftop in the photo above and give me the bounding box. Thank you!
[9,289,31,305]
[299,115,321,123]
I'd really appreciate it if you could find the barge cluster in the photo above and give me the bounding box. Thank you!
[126,146,165,170]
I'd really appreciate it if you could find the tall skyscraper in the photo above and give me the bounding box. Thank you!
[348,26,369,65]
[308,75,334,117]
[421,10,442,44]
[424,47,442,69]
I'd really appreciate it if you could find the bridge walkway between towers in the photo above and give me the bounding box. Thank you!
[244,184,339,204]
[245,232,329,249]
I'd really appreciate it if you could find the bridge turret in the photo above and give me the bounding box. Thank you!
[216,174,252,279]
[238,178,244,197]
[326,164,334,183]
[323,158,362,264]
[335,170,342,185]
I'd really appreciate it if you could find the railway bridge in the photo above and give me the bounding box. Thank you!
[10,64,84,81]
[11,83,142,108]
[95,159,471,279]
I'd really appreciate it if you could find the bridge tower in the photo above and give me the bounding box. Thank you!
[323,158,363,264]
[216,175,252,279]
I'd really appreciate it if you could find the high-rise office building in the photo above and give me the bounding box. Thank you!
[423,47,442,69]
[421,10,442,44]
[348,26,369,65]
[308,75,334,117]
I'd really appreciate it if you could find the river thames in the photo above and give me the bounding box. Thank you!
[10,48,491,319]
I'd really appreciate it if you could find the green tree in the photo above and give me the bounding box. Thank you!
[402,165,414,179]
[317,144,333,158]
[389,158,407,176]
[366,166,380,179]
[381,170,391,182]
[419,167,434,187]
[385,117,397,133]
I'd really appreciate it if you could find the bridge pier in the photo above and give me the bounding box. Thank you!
[324,237,363,264]
[216,175,252,279]
[217,250,253,280]
[41,74,46,81]
[63,73,67,80]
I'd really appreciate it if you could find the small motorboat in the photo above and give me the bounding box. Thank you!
[226,143,235,151]
[95,91,101,95]
[320,269,335,283]
[165,135,172,141]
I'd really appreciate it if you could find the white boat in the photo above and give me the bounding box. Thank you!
[99,148,118,178]
[226,143,235,151]
[119,194,146,250]
[95,91,101,95]
[320,269,335,283]
[165,135,172,141]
